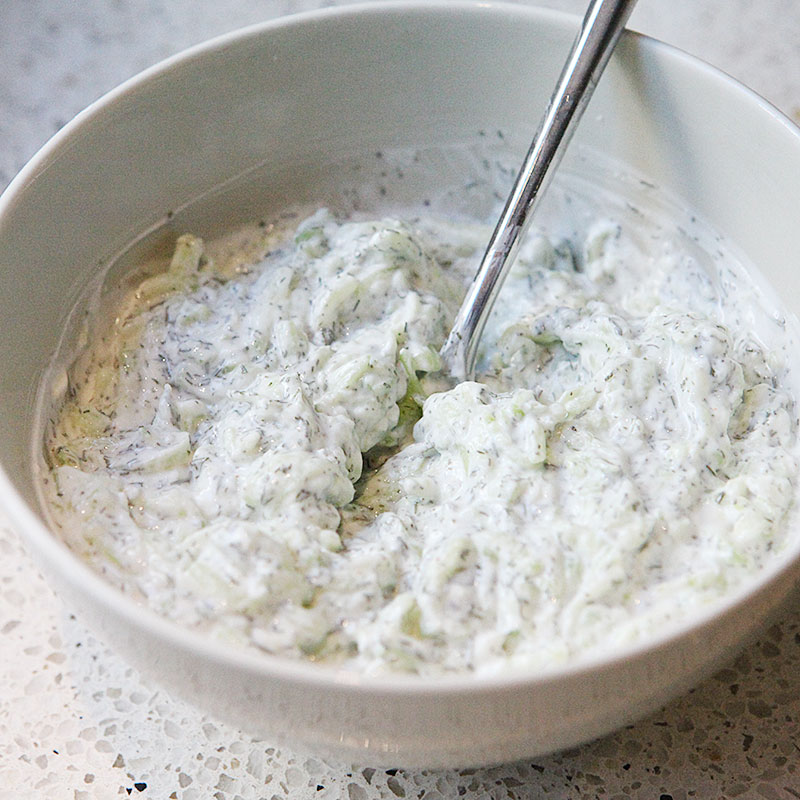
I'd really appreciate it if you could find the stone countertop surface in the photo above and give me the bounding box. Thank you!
[1,1,800,797]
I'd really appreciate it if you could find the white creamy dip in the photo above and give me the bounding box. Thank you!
[42,188,799,675]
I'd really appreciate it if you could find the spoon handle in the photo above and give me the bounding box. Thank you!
[440,0,638,380]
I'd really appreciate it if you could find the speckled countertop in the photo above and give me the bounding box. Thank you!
[2,1,800,797]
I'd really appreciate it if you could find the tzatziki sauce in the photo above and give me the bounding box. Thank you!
[40,158,800,675]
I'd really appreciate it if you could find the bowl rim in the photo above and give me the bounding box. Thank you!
[3,0,800,695]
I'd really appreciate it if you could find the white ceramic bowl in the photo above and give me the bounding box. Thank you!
[3,1,800,769]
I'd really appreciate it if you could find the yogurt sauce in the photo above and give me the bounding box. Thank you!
[42,176,800,675]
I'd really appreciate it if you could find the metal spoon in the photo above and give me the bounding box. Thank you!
[440,0,638,380]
